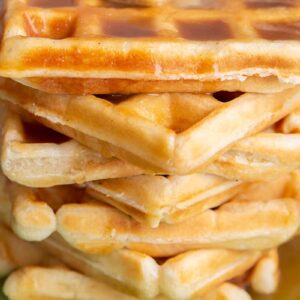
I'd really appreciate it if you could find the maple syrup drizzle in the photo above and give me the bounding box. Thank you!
[102,17,156,37]
[255,21,300,40]
[177,19,232,41]
[245,0,295,8]
[29,0,76,8]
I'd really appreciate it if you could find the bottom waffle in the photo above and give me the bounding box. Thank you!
[0,217,282,300]
[3,266,254,300]
[41,235,261,299]
[0,171,288,299]
[0,225,48,278]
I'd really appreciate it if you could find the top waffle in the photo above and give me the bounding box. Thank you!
[1,0,300,94]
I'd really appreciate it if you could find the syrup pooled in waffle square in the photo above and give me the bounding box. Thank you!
[1,109,142,187]
[1,0,300,94]
[1,79,300,176]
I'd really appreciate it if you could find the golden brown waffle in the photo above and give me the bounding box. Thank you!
[3,266,257,300]
[0,165,295,259]
[204,283,252,300]
[0,172,272,299]
[250,249,279,294]
[2,0,300,94]
[41,235,261,299]
[3,266,142,300]
[1,79,300,177]
[56,195,300,257]
[0,224,48,277]
[0,168,81,241]
[0,121,244,228]
[3,105,300,190]
[17,76,294,95]
[2,246,280,300]
[87,174,243,227]
[1,109,142,187]
[42,236,160,299]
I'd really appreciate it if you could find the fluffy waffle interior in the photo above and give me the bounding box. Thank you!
[1,0,300,93]
[1,79,300,177]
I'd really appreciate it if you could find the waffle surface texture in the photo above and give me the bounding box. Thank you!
[2,0,300,93]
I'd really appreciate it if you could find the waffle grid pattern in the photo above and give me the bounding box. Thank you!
[5,0,300,41]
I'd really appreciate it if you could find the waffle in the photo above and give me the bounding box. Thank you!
[17,76,295,95]
[8,182,57,241]
[203,283,252,300]
[1,109,142,187]
[0,168,80,241]
[1,79,300,177]
[3,266,142,300]
[1,163,295,258]
[2,249,279,300]
[0,172,271,299]
[0,173,283,299]
[0,181,262,300]
[250,249,279,294]
[85,165,292,229]
[2,0,300,94]
[3,266,257,300]
[3,105,300,188]
[56,194,300,257]
[87,174,244,227]
[41,235,261,299]
[1,121,244,229]
[0,224,48,277]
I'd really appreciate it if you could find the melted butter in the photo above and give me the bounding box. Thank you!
[245,0,295,8]
[177,19,232,41]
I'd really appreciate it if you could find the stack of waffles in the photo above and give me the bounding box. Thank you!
[0,0,300,299]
